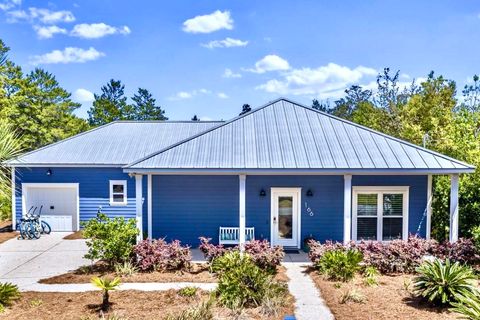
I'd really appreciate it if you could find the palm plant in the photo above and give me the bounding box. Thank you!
[0,120,21,221]
[91,277,121,311]
[451,292,480,319]
[0,282,21,312]
[413,258,478,305]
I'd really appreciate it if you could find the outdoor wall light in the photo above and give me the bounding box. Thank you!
[306,189,313,197]
[259,189,266,197]
[46,169,52,176]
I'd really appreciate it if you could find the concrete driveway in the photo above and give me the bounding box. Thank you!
[0,232,89,290]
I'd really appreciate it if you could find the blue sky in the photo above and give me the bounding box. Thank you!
[1,0,479,120]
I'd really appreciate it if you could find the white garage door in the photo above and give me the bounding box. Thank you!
[24,184,78,232]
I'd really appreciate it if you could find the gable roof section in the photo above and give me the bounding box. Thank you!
[9,121,222,166]
[125,98,474,173]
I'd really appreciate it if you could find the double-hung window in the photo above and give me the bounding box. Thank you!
[109,180,127,206]
[352,187,409,241]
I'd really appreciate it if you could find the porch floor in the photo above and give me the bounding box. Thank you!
[190,249,310,263]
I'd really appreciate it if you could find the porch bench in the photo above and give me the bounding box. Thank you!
[219,227,255,245]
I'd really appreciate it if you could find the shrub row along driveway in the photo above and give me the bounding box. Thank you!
[0,233,90,290]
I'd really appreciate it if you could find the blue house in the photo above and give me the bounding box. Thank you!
[8,98,474,248]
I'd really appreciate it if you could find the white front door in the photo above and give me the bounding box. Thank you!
[271,188,301,248]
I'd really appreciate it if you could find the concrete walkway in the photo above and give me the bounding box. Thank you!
[0,232,90,290]
[283,255,334,320]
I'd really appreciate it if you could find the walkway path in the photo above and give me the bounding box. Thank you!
[283,255,334,320]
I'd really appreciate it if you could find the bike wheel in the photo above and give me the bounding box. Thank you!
[18,222,27,239]
[41,221,51,234]
[28,222,41,239]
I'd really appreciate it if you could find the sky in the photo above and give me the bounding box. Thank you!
[0,0,479,121]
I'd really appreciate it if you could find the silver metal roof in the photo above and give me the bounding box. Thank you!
[10,121,222,166]
[126,98,474,173]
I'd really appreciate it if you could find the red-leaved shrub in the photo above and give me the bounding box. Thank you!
[308,236,480,274]
[134,239,191,272]
[198,237,284,273]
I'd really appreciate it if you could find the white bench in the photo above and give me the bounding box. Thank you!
[219,227,255,245]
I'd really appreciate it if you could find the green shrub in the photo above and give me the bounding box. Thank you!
[316,249,363,282]
[0,282,20,312]
[114,260,138,276]
[212,251,287,310]
[413,258,478,305]
[363,266,379,286]
[451,293,480,319]
[471,226,480,251]
[178,286,198,298]
[165,299,213,320]
[83,213,138,265]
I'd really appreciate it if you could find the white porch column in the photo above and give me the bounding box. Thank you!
[147,174,153,240]
[135,174,143,243]
[11,167,16,230]
[426,175,433,240]
[239,174,246,252]
[343,174,352,244]
[450,174,459,243]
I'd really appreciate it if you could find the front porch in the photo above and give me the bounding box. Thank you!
[131,173,462,248]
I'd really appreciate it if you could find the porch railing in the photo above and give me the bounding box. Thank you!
[219,226,255,245]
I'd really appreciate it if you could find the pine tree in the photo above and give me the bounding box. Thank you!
[131,88,167,120]
[239,104,251,115]
[191,115,199,121]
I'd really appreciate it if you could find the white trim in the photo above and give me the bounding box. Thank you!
[343,175,352,244]
[21,183,80,231]
[450,174,459,242]
[426,175,433,240]
[270,187,302,248]
[147,174,152,239]
[135,175,143,243]
[239,175,246,251]
[352,186,409,241]
[11,167,15,229]
[109,180,127,206]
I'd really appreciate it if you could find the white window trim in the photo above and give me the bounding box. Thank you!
[109,180,127,206]
[352,186,409,241]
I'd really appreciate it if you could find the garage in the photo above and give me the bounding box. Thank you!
[22,183,79,232]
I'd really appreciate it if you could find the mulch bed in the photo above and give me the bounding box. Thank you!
[308,267,455,320]
[0,289,295,320]
[63,230,84,240]
[39,262,217,284]
[0,220,18,244]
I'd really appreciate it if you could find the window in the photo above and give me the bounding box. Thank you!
[109,180,127,206]
[352,187,408,241]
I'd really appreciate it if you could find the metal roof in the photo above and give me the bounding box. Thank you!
[9,121,222,166]
[126,98,474,173]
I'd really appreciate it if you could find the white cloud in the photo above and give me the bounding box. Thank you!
[223,68,242,78]
[217,92,229,99]
[182,10,233,33]
[256,63,378,98]
[30,47,105,65]
[71,23,131,39]
[247,54,290,73]
[201,37,248,49]
[29,7,75,24]
[0,0,21,11]
[168,88,212,100]
[7,7,75,23]
[33,25,67,39]
[73,88,94,103]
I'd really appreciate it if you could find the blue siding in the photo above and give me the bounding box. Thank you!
[15,167,138,227]
[246,175,344,243]
[352,175,428,238]
[152,175,238,246]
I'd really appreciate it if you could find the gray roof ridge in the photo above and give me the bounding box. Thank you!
[125,97,288,168]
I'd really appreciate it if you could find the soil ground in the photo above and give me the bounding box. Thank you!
[308,268,456,320]
[0,289,295,320]
[63,230,84,240]
[0,220,17,244]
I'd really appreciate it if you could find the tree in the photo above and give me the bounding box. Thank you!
[239,104,251,115]
[0,121,21,220]
[330,85,373,120]
[462,75,480,112]
[191,115,199,121]
[131,88,168,120]
[311,99,328,112]
[88,79,134,126]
